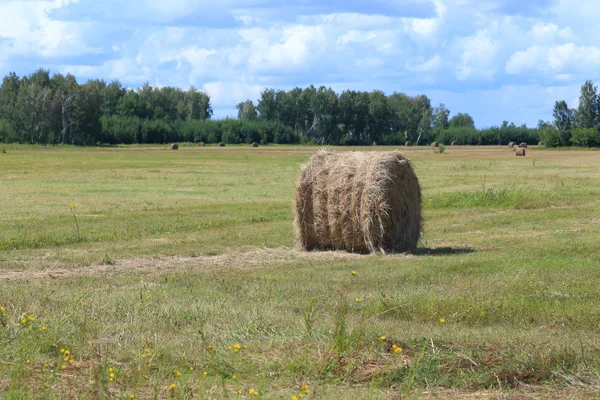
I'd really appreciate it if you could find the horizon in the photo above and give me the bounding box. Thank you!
[1,0,597,128]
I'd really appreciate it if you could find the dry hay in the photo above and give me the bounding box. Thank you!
[252,142,259,147]
[508,141,516,148]
[519,142,528,148]
[405,141,413,146]
[218,142,226,147]
[431,142,439,147]
[516,148,526,156]
[170,143,179,150]
[450,141,456,146]
[294,150,422,254]
[197,142,205,147]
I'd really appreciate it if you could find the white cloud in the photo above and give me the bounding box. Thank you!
[203,81,263,106]
[531,22,574,43]
[456,29,497,80]
[406,55,441,72]
[506,43,600,75]
[0,0,96,60]
[239,25,328,73]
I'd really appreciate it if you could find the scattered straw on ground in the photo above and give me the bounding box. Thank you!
[0,247,368,281]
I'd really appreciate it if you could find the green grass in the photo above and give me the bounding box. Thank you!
[1,144,600,399]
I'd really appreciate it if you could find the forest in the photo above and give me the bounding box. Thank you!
[0,68,598,147]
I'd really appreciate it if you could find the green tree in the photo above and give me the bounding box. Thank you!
[553,100,574,146]
[432,103,450,132]
[576,80,598,129]
[449,112,475,128]
[237,100,258,120]
[256,89,277,121]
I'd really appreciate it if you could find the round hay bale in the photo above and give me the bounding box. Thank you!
[170,143,179,150]
[197,142,205,147]
[516,148,526,156]
[251,142,259,148]
[294,150,422,254]
[508,141,516,148]
[218,142,226,147]
[538,142,544,146]
[431,142,439,147]
[450,141,456,146]
[405,141,413,147]
[519,142,528,148]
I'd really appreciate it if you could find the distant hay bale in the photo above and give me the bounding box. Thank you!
[405,141,413,147]
[508,142,516,148]
[197,142,205,147]
[431,142,439,147]
[170,143,179,150]
[218,142,226,147]
[252,142,259,147]
[519,142,528,148]
[538,142,544,146]
[294,150,422,254]
[516,148,526,156]
[450,141,456,146]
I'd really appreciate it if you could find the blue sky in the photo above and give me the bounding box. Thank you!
[1,0,598,127]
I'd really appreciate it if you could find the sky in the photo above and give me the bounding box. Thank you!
[1,0,599,127]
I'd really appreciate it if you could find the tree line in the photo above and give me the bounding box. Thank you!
[539,80,600,147]
[237,87,538,146]
[0,68,599,147]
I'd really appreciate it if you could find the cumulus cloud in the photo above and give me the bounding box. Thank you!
[456,30,498,80]
[506,43,600,75]
[1,0,599,126]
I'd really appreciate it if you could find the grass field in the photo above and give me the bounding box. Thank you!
[1,144,600,399]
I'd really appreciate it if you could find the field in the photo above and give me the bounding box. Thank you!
[1,144,600,399]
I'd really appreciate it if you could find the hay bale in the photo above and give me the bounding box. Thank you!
[170,143,179,150]
[294,150,422,254]
[405,141,413,147]
[218,142,226,147]
[516,148,526,156]
[252,142,259,148]
[197,142,205,147]
[431,142,439,147]
[508,141,516,148]
[519,142,528,148]
[450,141,456,146]
[538,142,544,146]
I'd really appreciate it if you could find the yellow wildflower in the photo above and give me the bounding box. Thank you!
[144,375,148,380]
[189,366,194,371]
[61,365,66,370]
[351,271,357,276]
[130,395,135,399]
[380,336,386,341]
[228,346,233,351]
[355,297,360,302]
[299,394,305,399]
[174,370,181,377]
[26,360,30,364]
[237,389,242,394]
[439,318,445,323]
[169,383,176,391]
[292,396,298,400]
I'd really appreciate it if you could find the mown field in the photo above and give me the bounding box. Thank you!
[1,144,600,399]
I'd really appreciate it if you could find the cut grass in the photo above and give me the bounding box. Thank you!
[1,145,600,398]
